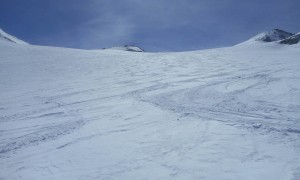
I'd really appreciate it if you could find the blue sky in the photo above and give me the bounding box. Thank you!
[0,0,299,51]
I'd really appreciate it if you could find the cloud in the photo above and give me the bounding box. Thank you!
[76,15,136,48]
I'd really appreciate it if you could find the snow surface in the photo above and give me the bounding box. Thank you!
[0,37,300,180]
[0,28,28,45]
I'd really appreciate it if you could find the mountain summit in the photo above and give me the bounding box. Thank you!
[239,29,294,45]
[0,28,28,45]
[253,29,294,42]
[103,45,145,52]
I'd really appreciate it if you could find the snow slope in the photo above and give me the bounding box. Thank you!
[0,28,28,45]
[0,37,300,179]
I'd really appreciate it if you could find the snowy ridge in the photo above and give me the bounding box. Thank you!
[279,32,300,45]
[103,45,144,52]
[238,29,294,45]
[0,28,28,45]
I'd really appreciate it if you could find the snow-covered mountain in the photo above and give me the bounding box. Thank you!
[0,28,28,45]
[279,32,300,45]
[1,29,300,180]
[103,45,145,52]
[238,29,294,45]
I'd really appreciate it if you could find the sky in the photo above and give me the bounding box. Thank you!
[0,0,299,51]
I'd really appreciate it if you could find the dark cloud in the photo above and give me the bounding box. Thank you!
[0,0,299,51]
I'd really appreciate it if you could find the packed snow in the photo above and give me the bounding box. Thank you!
[0,32,300,180]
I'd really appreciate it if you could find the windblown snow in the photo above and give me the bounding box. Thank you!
[0,31,300,180]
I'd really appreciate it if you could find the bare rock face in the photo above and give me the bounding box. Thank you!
[279,33,300,45]
[238,29,294,46]
[251,29,294,42]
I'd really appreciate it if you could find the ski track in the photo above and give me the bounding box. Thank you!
[0,42,300,179]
